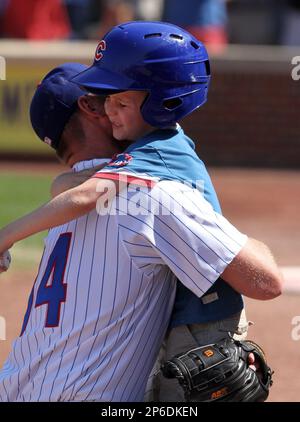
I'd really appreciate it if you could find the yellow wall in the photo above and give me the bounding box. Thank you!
[0,40,94,155]
[0,60,62,154]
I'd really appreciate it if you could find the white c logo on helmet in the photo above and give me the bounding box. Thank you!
[95,40,106,61]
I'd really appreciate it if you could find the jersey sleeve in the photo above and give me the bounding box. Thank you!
[91,147,165,187]
[125,180,248,298]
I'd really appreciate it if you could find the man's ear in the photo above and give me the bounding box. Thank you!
[77,94,105,117]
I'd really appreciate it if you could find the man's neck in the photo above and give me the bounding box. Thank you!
[72,158,110,172]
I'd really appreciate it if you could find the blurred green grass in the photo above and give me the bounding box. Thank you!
[0,172,53,269]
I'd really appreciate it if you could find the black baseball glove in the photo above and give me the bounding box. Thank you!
[161,337,273,402]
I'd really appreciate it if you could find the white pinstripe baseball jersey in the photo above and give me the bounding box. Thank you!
[0,159,247,402]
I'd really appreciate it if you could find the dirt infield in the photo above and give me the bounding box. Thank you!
[0,161,64,174]
[210,168,300,265]
[0,269,298,402]
[0,269,35,369]
[0,166,299,401]
[245,295,300,402]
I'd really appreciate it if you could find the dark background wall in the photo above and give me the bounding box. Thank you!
[182,49,300,168]
[0,44,299,168]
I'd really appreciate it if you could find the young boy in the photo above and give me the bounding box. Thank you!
[0,22,282,402]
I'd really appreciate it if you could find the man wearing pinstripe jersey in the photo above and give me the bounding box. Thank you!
[0,64,283,402]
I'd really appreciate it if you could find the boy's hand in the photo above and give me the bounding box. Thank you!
[0,250,11,273]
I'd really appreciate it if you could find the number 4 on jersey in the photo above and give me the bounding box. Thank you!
[20,233,72,335]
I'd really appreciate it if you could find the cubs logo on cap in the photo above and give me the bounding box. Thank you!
[95,40,106,61]
[107,153,132,167]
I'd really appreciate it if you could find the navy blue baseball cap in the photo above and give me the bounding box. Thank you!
[30,62,88,150]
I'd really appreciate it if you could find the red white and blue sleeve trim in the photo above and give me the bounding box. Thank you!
[92,170,159,188]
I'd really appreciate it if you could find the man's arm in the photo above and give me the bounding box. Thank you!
[221,238,283,300]
[135,182,283,302]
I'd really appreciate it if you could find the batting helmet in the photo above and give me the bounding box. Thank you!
[71,21,211,128]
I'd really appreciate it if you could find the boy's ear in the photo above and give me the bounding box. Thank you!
[77,94,105,117]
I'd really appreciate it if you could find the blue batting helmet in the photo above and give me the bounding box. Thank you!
[71,21,211,128]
